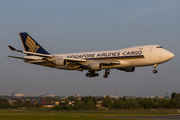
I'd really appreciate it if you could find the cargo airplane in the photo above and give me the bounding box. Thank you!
[7,32,174,78]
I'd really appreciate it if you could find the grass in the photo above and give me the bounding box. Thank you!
[0,109,179,120]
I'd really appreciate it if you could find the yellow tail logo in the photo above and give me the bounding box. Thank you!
[25,36,40,52]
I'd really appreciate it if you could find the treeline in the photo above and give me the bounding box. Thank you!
[0,98,31,108]
[52,93,180,110]
[51,92,180,110]
[1,92,180,110]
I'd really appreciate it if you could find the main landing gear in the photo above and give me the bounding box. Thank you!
[103,69,110,78]
[86,70,99,78]
[86,69,111,78]
[153,64,158,74]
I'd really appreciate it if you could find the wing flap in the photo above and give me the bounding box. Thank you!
[93,60,120,65]
[65,58,86,62]
[94,60,130,65]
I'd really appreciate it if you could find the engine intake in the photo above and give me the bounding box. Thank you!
[89,63,102,70]
[52,58,67,66]
[118,67,135,72]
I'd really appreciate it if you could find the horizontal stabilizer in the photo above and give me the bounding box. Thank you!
[8,45,17,51]
[8,45,53,58]
[7,56,40,60]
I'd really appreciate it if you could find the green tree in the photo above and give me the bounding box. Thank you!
[67,96,75,101]
[0,98,11,108]
[61,105,70,110]
[142,98,154,108]
[169,98,177,108]
[51,105,62,110]
[131,99,140,108]
[23,101,31,108]
[111,99,119,109]
[74,99,80,106]
[171,92,177,100]
[81,96,97,105]
[86,99,96,109]
[103,96,112,107]
[96,97,104,101]
[35,103,42,107]
[77,101,86,109]
[161,99,171,108]
[105,98,111,107]
[13,99,23,107]
[154,101,159,108]
[176,93,180,107]
[45,97,51,100]
[156,99,163,108]
[118,101,125,109]
[125,100,139,109]
[135,98,143,106]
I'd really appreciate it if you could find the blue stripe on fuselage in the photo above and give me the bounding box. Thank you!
[86,55,144,60]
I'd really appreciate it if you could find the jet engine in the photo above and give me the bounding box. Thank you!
[118,67,135,72]
[89,63,102,70]
[52,58,67,66]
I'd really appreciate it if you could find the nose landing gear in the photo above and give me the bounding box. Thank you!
[153,64,158,74]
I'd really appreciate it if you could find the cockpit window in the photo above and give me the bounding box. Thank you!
[156,46,163,48]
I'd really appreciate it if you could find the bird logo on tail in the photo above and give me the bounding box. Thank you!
[25,36,40,53]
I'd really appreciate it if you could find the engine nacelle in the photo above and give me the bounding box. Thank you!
[89,63,102,70]
[53,58,67,66]
[118,67,135,72]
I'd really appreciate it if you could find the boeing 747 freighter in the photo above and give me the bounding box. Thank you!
[7,33,174,78]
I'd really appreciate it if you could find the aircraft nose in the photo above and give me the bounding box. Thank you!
[160,50,174,61]
[164,50,174,60]
[169,52,174,59]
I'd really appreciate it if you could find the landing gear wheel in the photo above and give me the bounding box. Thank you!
[86,70,99,77]
[88,74,93,77]
[103,75,108,78]
[103,69,110,78]
[105,72,110,75]
[95,73,99,76]
[153,70,158,74]
[153,64,158,74]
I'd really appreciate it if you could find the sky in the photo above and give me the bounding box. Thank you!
[0,0,180,97]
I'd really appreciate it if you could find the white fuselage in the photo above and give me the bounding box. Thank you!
[26,45,174,70]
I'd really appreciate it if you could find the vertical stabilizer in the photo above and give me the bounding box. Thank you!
[19,32,49,55]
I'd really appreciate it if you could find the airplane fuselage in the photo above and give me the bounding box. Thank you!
[25,45,174,70]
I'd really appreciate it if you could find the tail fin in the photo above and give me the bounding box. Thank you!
[19,32,49,55]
